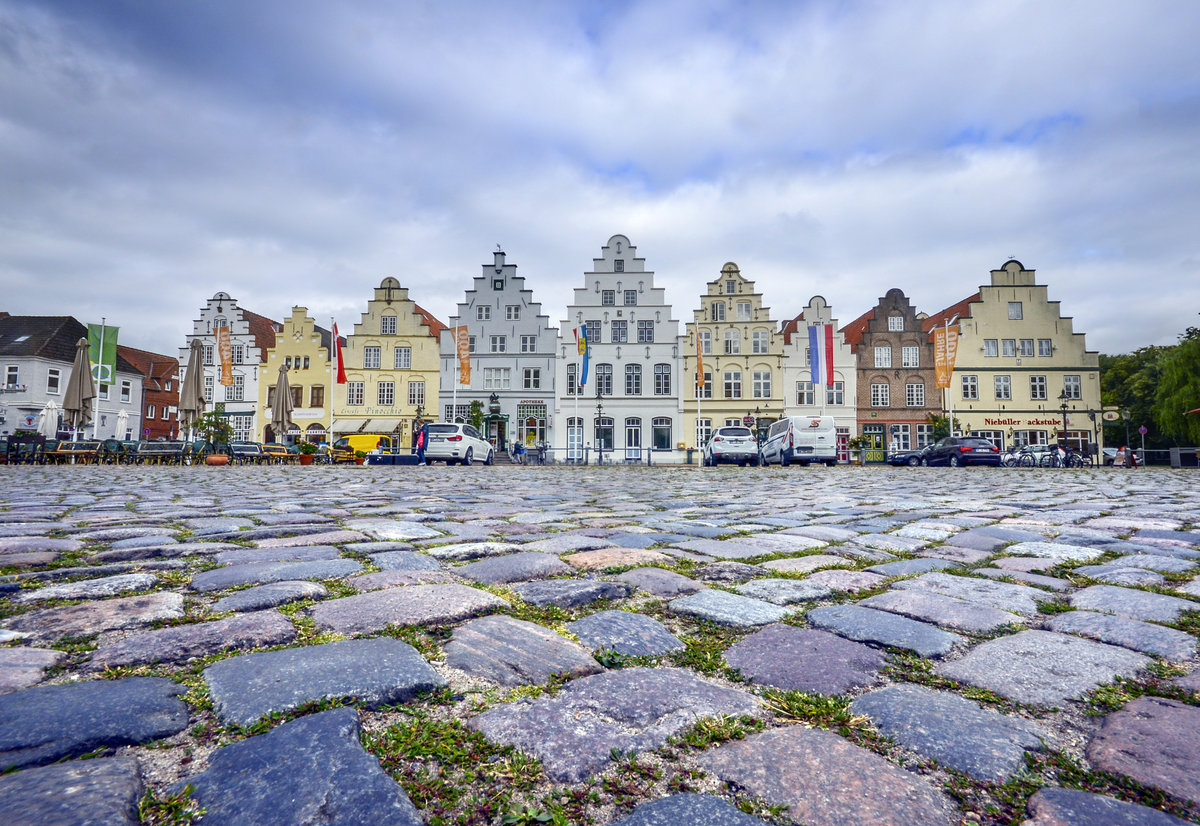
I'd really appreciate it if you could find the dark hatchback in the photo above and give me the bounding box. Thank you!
[886,445,932,466]
[924,436,1002,467]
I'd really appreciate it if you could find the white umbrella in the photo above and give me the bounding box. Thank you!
[115,409,129,440]
[37,400,59,439]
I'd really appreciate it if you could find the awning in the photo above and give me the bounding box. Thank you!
[331,418,368,433]
[364,418,403,432]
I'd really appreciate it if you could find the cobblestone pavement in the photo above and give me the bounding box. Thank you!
[1,465,1199,826]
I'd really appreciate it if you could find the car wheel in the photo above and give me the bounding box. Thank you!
[485,450,494,465]
[907,456,920,466]
[463,448,473,466]
[949,455,961,467]
[921,457,930,466]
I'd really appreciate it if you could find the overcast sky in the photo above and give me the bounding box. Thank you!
[2,0,1197,359]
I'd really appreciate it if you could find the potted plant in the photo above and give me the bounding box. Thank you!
[354,450,368,466]
[846,436,869,465]
[297,441,317,465]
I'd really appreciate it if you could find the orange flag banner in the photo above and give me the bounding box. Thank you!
[933,326,960,389]
[696,330,706,388]
[216,326,234,386]
[455,327,471,385]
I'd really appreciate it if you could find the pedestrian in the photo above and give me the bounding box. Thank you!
[416,421,429,465]
[516,440,526,465]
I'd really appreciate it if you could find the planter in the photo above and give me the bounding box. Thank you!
[205,455,229,466]
[299,454,314,465]
[355,458,365,465]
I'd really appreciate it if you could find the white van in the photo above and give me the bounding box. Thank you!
[762,416,838,467]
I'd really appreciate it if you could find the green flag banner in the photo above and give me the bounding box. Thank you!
[88,324,119,385]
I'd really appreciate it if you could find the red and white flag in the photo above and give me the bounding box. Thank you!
[332,323,347,384]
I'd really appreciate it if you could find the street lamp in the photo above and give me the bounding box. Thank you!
[1122,408,1131,450]
[1057,390,1070,447]
[594,389,604,465]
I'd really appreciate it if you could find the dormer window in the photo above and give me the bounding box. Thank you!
[725,280,736,294]
[614,259,624,272]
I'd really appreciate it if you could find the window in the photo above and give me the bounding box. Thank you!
[611,321,628,343]
[637,320,654,343]
[595,417,614,451]
[231,344,245,364]
[99,384,108,400]
[826,381,844,406]
[378,381,394,406]
[231,414,252,443]
[1002,339,1016,357]
[506,305,521,320]
[302,356,310,369]
[468,336,476,354]
[901,346,920,368]
[408,381,425,407]
[724,330,740,355]
[736,302,752,321]
[752,370,772,398]
[1008,301,1023,320]
[363,346,381,369]
[483,368,511,390]
[310,386,323,408]
[47,368,61,394]
[1064,375,1082,399]
[614,259,625,272]
[654,364,670,395]
[962,375,979,400]
[4,365,16,388]
[724,370,742,399]
[890,424,911,450]
[285,356,293,369]
[625,418,641,460]
[712,303,726,321]
[492,278,504,291]
[625,364,642,395]
[796,381,814,406]
[566,364,577,396]
[624,290,637,306]
[698,330,712,354]
[874,346,892,368]
[204,375,214,402]
[147,404,156,419]
[203,345,214,366]
[601,290,615,306]
[696,417,713,448]
[585,320,600,343]
[725,280,737,294]
[520,335,536,353]
[394,347,411,369]
[1030,375,1047,400]
[291,386,303,408]
[162,406,171,420]
[477,306,491,320]
[888,315,904,332]
[994,375,1012,400]
[380,315,396,335]
[752,330,769,354]
[1019,339,1035,357]
[347,381,364,405]
[523,368,541,389]
[165,380,171,391]
[595,364,613,396]
[916,423,934,448]
[983,339,998,357]
[225,376,242,402]
[652,418,672,450]
[697,369,712,399]
[906,382,925,407]
[490,335,506,353]
[1038,338,1053,357]
[871,383,890,407]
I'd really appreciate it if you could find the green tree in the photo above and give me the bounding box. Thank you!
[191,411,233,445]
[925,413,962,441]
[468,400,484,430]
[1154,328,1200,444]
[1099,344,1167,449]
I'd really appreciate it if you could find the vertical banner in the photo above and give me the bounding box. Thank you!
[695,330,705,388]
[455,326,471,385]
[934,326,959,389]
[808,324,835,385]
[331,323,347,384]
[87,324,119,385]
[574,326,589,390]
[216,326,234,386]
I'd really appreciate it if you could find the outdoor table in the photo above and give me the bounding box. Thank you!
[46,440,101,464]
[135,441,187,465]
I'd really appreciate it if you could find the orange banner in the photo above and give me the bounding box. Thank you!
[216,326,234,386]
[455,326,471,385]
[933,326,959,389]
[696,330,705,388]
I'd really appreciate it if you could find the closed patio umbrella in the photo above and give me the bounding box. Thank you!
[271,363,294,445]
[115,409,129,440]
[37,400,59,439]
[63,337,96,442]
[179,339,206,441]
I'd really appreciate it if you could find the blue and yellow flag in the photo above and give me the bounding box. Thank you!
[574,326,589,390]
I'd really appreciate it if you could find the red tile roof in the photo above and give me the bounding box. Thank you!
[117,345,179,391]
[839,309,874,351]
[240,308,281,362]
[414,304,448,338]
[780,312,805,345]
[922,293,980,334]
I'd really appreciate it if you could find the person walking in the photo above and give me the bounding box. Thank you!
[416,421,429,465]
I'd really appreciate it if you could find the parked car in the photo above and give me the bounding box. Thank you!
[704,426,760,466]
[1101,447,1118,465]
[761,416,838,467]
[424,423,494,466]
[887,445,932,466]
[1112,446,1141,467]
[923,436,1001,467]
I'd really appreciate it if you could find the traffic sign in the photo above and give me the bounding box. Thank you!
[1138,426,1148,435]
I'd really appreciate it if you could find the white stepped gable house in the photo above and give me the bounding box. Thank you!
[553,235,684,463]
[439,249,558,448]
[780,295,858,459]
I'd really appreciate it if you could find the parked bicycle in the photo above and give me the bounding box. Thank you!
[1039,444,1086,468]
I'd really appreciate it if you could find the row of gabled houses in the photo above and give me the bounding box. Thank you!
[1,234,1102,461]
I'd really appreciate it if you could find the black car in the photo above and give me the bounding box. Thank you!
[923,436,1001,467]
[886,445,932,466]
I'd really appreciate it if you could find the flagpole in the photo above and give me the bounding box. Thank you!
[452,328,458,423]
[329,316,336,448]
[695,330,703,465]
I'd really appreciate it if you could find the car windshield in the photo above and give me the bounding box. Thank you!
[963,439,996,447]
[718,428,753,437]
[428,424,459,434]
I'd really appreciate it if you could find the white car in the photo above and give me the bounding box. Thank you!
[704,426,761,466]
[424,423,494,466]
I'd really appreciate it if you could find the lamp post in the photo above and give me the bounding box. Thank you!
[594,390,604,466]
[1122,408,1131,450]
[1057,390,1070,448]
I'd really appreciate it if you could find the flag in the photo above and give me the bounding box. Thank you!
[332,323,347,384]
[216,325,233,386]
[573,326,589,390]
[454,326,471,385]
[808,324,835,386]
[933,325,959,389]
[87,323,119,385]
[696,329,705,388]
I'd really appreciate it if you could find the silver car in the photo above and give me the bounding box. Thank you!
[704,426,761,467]
[424,423,494,466]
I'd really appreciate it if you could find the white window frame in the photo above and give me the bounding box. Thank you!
[752,330,768,354]
[363,346,381,369]
[724,370,742,399]
[961,375,978,400]
[871,383,890,407]
[378,381,395,406]
[477,306,491,320]
[1063,375,1082,399]
[905,382,925,407]
[874,346,892,368]
[752,370,771,399]
[1008,301,1023,320]
[887,315,904,331]
[506,305,521,320]
[901,346,920,368]
[523,368,540,390]
[490,335,506,353]
[346,381,364,405]
[380,315,397,335]
[483,368,511,390]
[407,381,425,407]
[394,347,411,369]
[625,364,641,396]
[994,375,1012,400]
[983,340,998,358]
[1030,375,1047,400]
